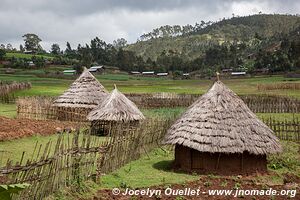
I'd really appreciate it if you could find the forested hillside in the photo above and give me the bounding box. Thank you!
[127,14,300,60]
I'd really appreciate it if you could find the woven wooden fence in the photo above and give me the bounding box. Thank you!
[0,81,31,103]
[0,118,172,200]
[16,94,300,121]
[16,96,58,120]
[100,118,173,173]
[262,117,300,141]
[257,83,300,91]
[127,93,300,113]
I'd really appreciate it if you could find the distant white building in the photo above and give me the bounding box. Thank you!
[28,61,35,67]
[142,71,155,76]
[157,72,168,76]
[89,66,104,73]
[63,69,76,75]
[131,71,141,75]
[231,72,246,76]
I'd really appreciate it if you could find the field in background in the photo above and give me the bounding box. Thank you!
[0,73,299,98]
[4,52,54,60]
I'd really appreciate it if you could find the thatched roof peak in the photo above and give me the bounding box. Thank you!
[164,81,282,155]
[87,85,145,122]
[52,68,108,108]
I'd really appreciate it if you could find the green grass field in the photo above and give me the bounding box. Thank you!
[0,133,107,166]
[5,52,54,60]
[0,73,299,98]
[0,106,299,165]
[100,141,300,189]
[49,141,300,199]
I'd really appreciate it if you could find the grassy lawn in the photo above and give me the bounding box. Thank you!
[101,148,199,189]
[0,73,299,98]
[100,141,299,189]
[2,103,299,121]
[0,133,107,166]
[0,103,16,118]
[48,141,300,200]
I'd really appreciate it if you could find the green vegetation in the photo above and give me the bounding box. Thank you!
[0,73,299,98]
[0,133,106,165]
[100,148,199,188]
[100,141,299,189]
[0,183,30,200]
[128,14,300,60]
[47,141,299,199]
[0,104,16,118]
[5,52,53,60]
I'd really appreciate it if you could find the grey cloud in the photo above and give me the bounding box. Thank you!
[0,0,298,51]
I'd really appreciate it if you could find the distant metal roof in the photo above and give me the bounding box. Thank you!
[90,66,103,69]
[142,71,155,74]
[131,71,140,74]
[88,68,98,72]
[157,73,168,76]
[63,70,76,73]
[231,72,246,75]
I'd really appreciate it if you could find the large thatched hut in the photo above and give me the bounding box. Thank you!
[87,85,145,135]
[52,68,108,121]
[164,81,281,175]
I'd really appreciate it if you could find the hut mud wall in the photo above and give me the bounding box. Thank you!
[175,145,267,175]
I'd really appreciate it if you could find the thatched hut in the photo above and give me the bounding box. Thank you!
[87,85,145,135]
[52,68,108,121]
[164,81,281,175]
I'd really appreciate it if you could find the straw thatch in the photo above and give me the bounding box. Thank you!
[87,85,145,122]
[53,68,108,108]
[164,81,282,155]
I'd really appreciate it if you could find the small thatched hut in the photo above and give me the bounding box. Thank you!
[164,81,281,175]
[87,85,145,135]
[52,68,108,121]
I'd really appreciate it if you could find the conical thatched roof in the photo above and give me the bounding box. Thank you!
[87,85,145,122]
[53,68,108,108]
[164,81,282,155]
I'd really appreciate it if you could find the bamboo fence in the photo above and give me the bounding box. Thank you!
[16,94,299,121]
[257,83,300,91]
[0,118,173,200]
[0,81,31,103]
[262,116,300,141]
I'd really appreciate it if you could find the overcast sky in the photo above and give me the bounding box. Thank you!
[0,0,299,51]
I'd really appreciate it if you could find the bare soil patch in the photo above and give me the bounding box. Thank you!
[0,116,77,140]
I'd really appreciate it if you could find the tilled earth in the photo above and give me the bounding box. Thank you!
[0,116,77,140]
[93,173,300,200]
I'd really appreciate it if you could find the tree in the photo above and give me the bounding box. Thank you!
[22,33,42,52]
[6,44,13,51]
[0,49,6,60]
[64,42,77,59]
[19,44,24,52]
[51,43,61,55]
[113,38,127,48]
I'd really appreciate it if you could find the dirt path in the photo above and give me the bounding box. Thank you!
[0,116,78,140]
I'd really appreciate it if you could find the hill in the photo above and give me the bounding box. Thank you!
[126,14,300,61]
